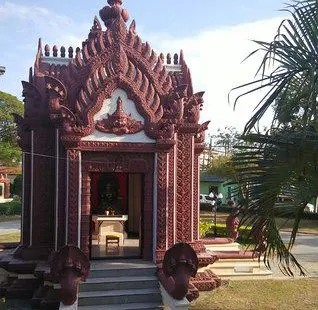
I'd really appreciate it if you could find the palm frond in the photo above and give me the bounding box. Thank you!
[233,128,318,275]
[230,0,318,133]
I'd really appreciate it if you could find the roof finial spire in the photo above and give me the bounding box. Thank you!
[107,0,123,5]
[100,0,129,28]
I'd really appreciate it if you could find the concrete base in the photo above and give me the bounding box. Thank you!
[200,257,273,280]
[204,242,241,252]
[60,300,78,310]
[159,284,189,310]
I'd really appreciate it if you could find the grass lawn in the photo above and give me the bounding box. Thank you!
[190,278,318,310]
[0,232,20,243]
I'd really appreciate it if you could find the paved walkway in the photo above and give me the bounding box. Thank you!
[0,218,20,235]
[269,232,318,278]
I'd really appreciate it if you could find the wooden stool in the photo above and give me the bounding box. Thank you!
[105,235,120,249]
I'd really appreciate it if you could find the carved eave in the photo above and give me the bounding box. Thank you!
[156,139,176,152]
[194,121,210,154]
[20,80,52,128]
[12,113,32,149]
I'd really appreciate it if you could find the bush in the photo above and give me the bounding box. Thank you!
[200,221,252,242]
[0,201,21,216]
[11,175,22,197]
[200,221,214,238]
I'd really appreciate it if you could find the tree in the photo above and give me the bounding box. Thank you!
[231,0,318,275]
[212,126,240,156]
[0,91,23,166]
[206,155,236,180]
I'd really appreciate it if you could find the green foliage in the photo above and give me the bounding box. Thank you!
[11,175,22,197]
[0,142,22,166]
[212,126,240,156]
[232,0,318,133]
[0,200,21,216]
[0,91,23,166]
[232,0,318,275]
[206,155,236,180]
[199,221,252,240]
[200,221,214,238]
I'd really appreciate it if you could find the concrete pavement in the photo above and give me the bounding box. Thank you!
[0,218,20,235]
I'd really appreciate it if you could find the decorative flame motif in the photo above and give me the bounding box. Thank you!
[95,97,144,135]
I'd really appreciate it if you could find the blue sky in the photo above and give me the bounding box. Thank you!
[0,0,287,133]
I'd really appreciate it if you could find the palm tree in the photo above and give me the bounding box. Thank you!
[231,0,318,275]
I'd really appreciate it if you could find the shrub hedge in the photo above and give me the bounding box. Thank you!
[200,221,253,243]
[0,200,21,216]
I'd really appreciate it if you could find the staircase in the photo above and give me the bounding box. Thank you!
[78,259,163,310]
[204,243,273,280]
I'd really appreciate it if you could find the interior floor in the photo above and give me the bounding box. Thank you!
[91,238,140,259]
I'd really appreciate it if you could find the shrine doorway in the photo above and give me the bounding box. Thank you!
[89,172,143,259]
[81,151,154,261]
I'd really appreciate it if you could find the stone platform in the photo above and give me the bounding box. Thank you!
[201,240,273,280]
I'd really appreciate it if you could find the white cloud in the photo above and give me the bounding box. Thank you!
[141,17,284,134]
[0,2,87,96]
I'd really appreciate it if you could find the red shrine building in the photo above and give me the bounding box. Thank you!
[12,2,220,298]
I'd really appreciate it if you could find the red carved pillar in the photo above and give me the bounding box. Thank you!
[156,152,168,261]
[176,132,194,243]
[81,171,91,256]
[32,127,55,248]
[21,139,31,246]
[167,147,176,248]
[67,149,81,247]
[193,148,201,241]
[57,145,67,249]
[4,178,10,199]
[143,167,153,260]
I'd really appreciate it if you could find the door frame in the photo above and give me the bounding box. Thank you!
[80,151,154,260]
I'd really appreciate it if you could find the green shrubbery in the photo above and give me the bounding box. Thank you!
[0,200,21,216]
[200,221,252,242]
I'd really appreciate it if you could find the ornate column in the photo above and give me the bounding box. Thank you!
[175,132,193,243]
[193,146,202,241]
[31,126,55,248]
[81,171,91,257]
[167,146,176,248]
[66,149,81,247]
[156,152,169,261]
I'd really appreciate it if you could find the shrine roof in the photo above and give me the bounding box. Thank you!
[0,166,22,175]
[200,175,229,183]
[32,0,192,94]
[17,0,209,146]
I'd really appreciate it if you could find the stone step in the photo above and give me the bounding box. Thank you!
[78,302,163,310]
[78,288,162,306]
[80,276,159,292]
[89,266,156,278]
[89,261,157,278]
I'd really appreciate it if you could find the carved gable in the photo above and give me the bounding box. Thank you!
[17,0,209,150]
[82,88,155,143]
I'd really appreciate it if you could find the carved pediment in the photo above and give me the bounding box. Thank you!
[95,97,144,135]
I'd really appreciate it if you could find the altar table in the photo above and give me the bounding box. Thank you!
[92,215,128,246]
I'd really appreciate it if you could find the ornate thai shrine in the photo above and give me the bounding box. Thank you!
[1,0,227,307]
